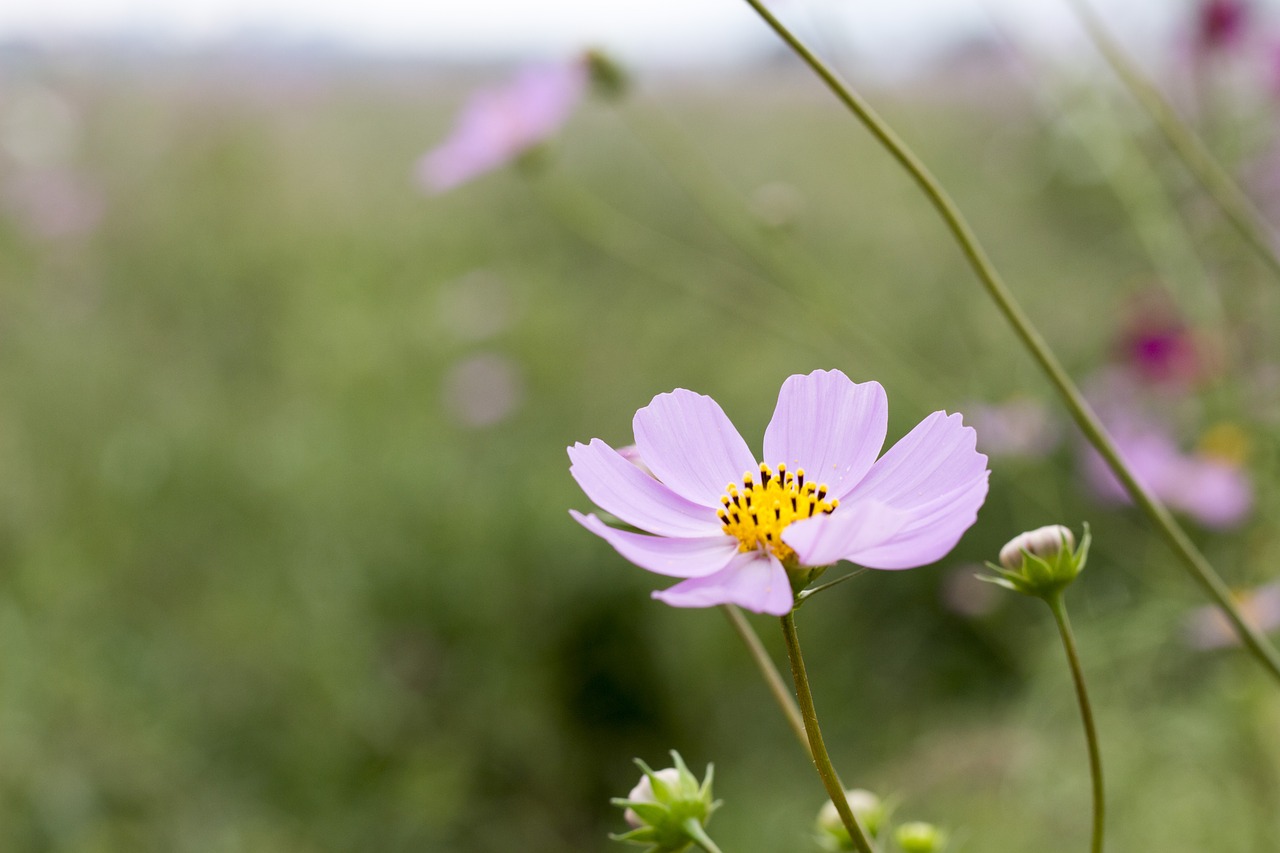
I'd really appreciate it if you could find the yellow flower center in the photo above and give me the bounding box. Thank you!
[1197,421,1250,466]
[716,462,839,563]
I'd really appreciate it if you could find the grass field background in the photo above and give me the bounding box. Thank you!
[0,50,1278,851]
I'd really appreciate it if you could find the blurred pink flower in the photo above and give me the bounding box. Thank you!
[1113,290,1210,387]
[967,397,1061,458]
[569,370,989,615]
[1185,582,1280,649]
[3,169,105,240]
[1082,369,1252,529]
[1082,421,1252,529]
[417,60,587,194]
[1196,0,1249,52]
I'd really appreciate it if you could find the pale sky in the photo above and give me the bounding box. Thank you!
[0,1,1188,66]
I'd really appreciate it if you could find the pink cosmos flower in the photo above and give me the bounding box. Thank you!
[1081,368,1253,529]
[417,60,587,194]
[1112,290,1210,387]
[568,370,990,616]
[1196,0,1249,53]
[1082,422,1253,529]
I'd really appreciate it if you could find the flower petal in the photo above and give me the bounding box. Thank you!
[845,411,989,508]
[652,550,793,615]
[571,511,737,578]
[762,370,887,499]
[568,440,720,537]
[816,411,989,569]
[633,389,757,507]
[840,477,989,569]
[417,62,586,194]
[782,500,912,568]
[1163,456,1253,529]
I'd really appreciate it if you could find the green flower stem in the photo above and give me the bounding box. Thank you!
[738,0,1280,686]
[1045,591,1105,853]
[779,612,877,853]
[720,605,811,758]
[1062,0,1280,281]
[683,817,726,853]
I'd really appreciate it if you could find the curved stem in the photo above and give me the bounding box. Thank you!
[720,605,811,757]
[738,0,1280,685]
[1046,592,1105,853]
[1062,0,1280,282]
[779,612,876,853]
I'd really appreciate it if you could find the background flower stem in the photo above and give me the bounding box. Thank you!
[779,612,877,853]
[1045,591,1106,853]
[737,0,1280,685]
[1062,0,1280,282]
[720,605,812,758]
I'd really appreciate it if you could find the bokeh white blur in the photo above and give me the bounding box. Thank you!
[2,0,1184,70]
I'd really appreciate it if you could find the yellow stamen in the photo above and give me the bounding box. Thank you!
[715,462,838,563]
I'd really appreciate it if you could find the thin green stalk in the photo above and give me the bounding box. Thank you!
[779,612,876,853]
[738,0,1280,685]
[720,604,811,757]
[1063,0,1280,281]
[1045,591,1105,853]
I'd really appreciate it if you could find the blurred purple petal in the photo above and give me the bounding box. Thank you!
[417,60,586,193]
[652,550,793,616]
[762,370,887,500]
[1082,421,1253,529]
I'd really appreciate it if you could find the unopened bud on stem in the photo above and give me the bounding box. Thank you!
[894,821,948,853]
[611,751,721,852]
[815,788,887,850]
[984,523,1090,599]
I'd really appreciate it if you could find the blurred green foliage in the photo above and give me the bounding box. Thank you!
[0,55,1277,852]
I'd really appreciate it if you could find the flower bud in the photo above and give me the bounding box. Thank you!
[584,48,629,100]
[984,523,1090,599]
[623,768,682,828]
[815,788,887,850]
[893,821,948,853]
[611,751,720,852]
[998,524,1075,570]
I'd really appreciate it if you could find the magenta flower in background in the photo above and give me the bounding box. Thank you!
[568,370,990,615]
[1196,0,1249,52]
[1113,290,1209,387]
[417,59,587,194]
